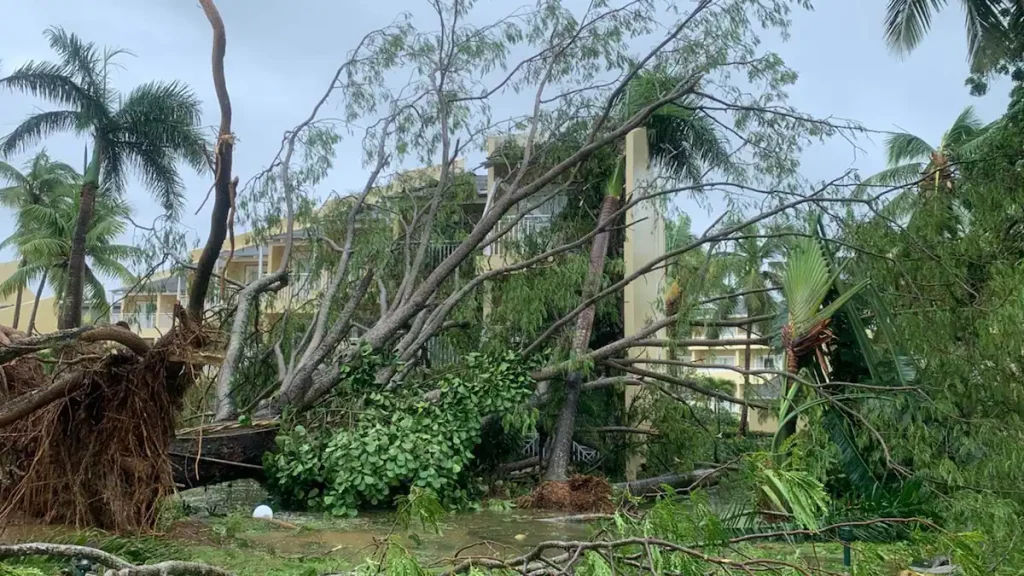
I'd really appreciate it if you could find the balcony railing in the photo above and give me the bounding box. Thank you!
[490,214,552,257]
[113,312,176,330]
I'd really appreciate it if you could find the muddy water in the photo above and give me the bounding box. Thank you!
[178,481,592,561]
[245,510,592,561]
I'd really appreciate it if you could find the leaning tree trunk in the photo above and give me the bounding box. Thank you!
[545,190,620,482]
[59,181,97,330]
[27,268,48,336]
[11,258,26,330]
[738,322,752,436]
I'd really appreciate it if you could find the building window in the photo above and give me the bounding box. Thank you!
[712,355,735,366]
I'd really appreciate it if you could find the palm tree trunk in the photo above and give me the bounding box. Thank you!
[544,191,619,482]
[738,322,752,437]
[60,144,101,331]
[28,268,48,336]
[11,258,26,330]
[59,180,96,329]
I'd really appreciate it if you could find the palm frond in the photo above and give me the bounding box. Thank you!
[0,110,83,157]
[42,27,102,89]
[962,0,1009,74]
[884,132,933,166]
[0,161,28,187]
[856,163,927,197]
[115,80,207,171]
[0,59,107,122]
[83,265,110,310]
[0,262,44,300]
[782,238,833,337]
[884,0,947,56]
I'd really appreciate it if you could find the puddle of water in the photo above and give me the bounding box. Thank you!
[245,510,592,561]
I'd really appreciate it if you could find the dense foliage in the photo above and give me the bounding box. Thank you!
[265,351,534,515]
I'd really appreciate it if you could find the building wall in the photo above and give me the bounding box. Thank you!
[0,295,59,333]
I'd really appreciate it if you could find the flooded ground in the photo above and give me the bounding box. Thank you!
[173,480,591,562]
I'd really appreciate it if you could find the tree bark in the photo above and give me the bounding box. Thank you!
[59,181,97,329]
[11,258,26,330]
[544,191,619,482]
[188,0,234,322]
[738,322,752,436]
[27,268,47,335]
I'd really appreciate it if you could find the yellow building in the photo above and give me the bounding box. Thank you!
[111,164,490,342]
[683,323,782,433]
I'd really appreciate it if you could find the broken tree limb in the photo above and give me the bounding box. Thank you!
[0,543,233,576]
[612,468,722,497]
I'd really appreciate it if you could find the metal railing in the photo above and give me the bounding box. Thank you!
[491,214,553,257]
[112,312,176,330]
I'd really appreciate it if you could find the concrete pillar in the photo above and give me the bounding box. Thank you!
[622,128,667,481]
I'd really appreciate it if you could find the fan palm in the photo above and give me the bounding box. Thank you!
[774,238,867,450]
[0,185,142,334]
[0,27,206,329]
[0,150,77,329]
[545,71,732,482]
[884,0,1015,74]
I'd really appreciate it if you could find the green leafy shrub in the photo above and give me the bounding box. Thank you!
[265,351,534,516]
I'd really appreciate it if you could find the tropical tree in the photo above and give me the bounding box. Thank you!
[0,27,206,329]
[0,187,141,333]
[720,226,787,436]
[0,150,77,329]
[775,237,867,451]
[545,70,731,482]
[884,0,1014,74]
[861,106,989,193]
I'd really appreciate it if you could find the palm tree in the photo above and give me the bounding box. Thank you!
[774,238,867,452]
[545,71,731,482]
[884,0,1016,74]
[0,186,141,334]
[861,106,989,194]
[721,227,787,436]
[0,150,77,329]
[0,27,206,329]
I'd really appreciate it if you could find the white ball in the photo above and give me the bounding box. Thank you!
[252,505,274,519]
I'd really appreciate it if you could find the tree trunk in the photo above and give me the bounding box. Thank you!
[188,0,234,322]
[59,181,97,330]
[544,190,620,482]
[27,268,48,335]
[545,372,582,482]
[11,258,26,330]
[738,322,752,436]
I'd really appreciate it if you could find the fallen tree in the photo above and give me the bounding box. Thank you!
[0,0,236,531]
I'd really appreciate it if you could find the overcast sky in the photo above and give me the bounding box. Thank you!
[0,1,1012,283]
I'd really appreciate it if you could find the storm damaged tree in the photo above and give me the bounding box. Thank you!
[203,0,875,487]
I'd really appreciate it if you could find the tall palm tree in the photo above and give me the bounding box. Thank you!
[0,27,206,329]
[0,150,77,329]
[545,71,732,482]
[0,185,141,334]
[884,0,1016,74]
[721,227,787,436]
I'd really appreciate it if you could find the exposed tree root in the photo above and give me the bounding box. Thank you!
[516,475,614,513]
[0,323,201,531]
